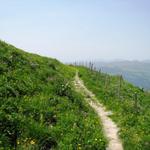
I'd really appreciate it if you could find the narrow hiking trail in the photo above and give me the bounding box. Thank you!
[74,72,123,150]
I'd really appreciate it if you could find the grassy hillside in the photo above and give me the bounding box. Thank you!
[77,66,150,150]
[0,41,107,150]
[94,61,150,90]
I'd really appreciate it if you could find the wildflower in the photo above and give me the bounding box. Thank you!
[17,140,20,145]
[30,140,35,145]
[78,146,82,150]
[78,144,81,150]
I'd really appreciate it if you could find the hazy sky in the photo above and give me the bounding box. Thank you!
[0,0,150,62]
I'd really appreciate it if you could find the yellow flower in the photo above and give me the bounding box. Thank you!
[78,144,82,150]
[17,140,20,145]
[30,140,35,145]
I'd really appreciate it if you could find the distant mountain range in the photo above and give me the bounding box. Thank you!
[94,60,150,90]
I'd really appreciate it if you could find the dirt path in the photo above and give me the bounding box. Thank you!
[74,72,123,150]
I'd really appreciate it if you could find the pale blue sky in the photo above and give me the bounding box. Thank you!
[0,0,150,62]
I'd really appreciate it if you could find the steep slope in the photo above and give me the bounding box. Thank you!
[0,41,107,149]
[77,66,150,150]
[74,72,123,150]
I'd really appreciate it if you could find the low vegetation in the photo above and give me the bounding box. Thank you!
[1,40,149,150]
[0,41,107,150]
[77,66,150,150]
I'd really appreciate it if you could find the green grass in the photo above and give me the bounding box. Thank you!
[0,41,107,150]
[77,66,150,150]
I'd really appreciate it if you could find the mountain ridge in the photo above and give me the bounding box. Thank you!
[93,60,150,90]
